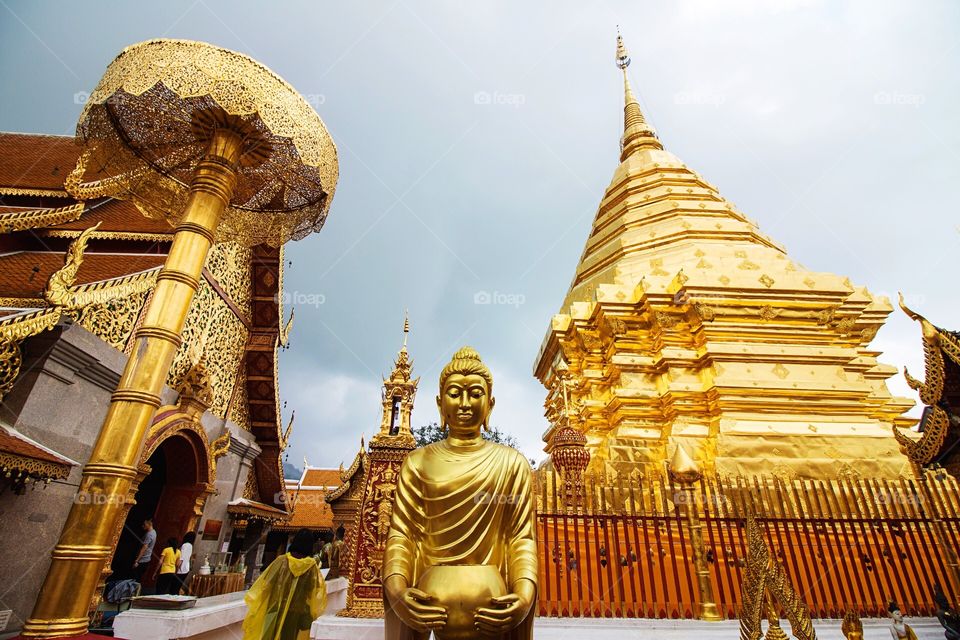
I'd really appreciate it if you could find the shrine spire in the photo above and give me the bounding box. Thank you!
[615,29,662,161]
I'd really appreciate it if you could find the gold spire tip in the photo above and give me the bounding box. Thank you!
[615,30,631,70]
[403,309,410,347]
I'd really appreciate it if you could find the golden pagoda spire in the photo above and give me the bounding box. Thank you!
[615,29,662,161]
[373,313,419,447]
[534,27,916,480]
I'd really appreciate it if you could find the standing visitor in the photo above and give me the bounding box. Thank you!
[176,532,196,595]
[132,518,156,583]
[326,526,345,580]
[313,531,331,570]
[155,537,181,595]
[243,528,326,640]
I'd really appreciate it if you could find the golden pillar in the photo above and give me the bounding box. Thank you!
[22,39,338,638]
[23,131,241,637]
[669,445,723,622]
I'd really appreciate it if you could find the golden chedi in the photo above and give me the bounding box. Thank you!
[533,33,914,480]
[383,347,537,639]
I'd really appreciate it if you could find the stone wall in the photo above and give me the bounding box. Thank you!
[0,322,258,634]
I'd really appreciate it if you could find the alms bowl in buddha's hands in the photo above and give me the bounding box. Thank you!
[416,564,507,640]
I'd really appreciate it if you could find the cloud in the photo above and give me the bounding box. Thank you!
[281,367,381,469]
[2,2,955,473]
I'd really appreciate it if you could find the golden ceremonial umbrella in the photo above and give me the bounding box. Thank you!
[22,39,338,638]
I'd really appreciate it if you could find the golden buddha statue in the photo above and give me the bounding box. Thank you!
[382,347,537,639]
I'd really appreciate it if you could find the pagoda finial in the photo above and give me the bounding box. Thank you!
[403,309,410,347]
[615,29,662,161]
[668,443,702,484]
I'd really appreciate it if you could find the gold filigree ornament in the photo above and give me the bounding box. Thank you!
[64,39,339,247]
[841,610,863,640]
[45,223,159,312]
[740,513,816,640]
[0,202,85,233]
[894,293,951,464]
[0,222,155,401]
[210,429,231,477]
[0,309,62,401]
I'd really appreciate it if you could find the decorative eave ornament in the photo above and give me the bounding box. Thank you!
[893,293,960,465]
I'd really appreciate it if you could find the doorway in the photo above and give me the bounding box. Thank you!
[111,432,206,587]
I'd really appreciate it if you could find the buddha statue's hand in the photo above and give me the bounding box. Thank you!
[384,575,447,633]
[474,578,535,637]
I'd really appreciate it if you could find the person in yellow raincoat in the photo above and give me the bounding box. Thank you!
[243,528,327,640]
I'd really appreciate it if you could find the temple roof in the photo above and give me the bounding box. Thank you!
[0,423,76,467]
[227,498,289,523]
[0,252,162,298]
[0,130,291,511]
[301,467,342,487]
[276,467,339,531]
[0,133,79,193]
[0,423,76,487]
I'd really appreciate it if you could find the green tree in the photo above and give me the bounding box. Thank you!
[412,422,520,450]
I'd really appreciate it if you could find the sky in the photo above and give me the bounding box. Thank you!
[1,0,958,471]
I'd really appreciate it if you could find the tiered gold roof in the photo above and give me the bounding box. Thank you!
[535,34,914,479]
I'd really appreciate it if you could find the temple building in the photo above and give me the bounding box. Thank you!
[534,35,915,480]
[0,132,296,632]
[327,317,418,617]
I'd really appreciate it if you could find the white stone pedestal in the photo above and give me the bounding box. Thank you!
[324,577,348,614]
[113,592,246,640]
[113,577,348,639]
[310,615,947,640]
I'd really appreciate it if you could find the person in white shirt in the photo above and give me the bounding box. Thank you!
[175,531,196,595]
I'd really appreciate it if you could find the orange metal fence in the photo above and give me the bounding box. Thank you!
[535,468,960,619]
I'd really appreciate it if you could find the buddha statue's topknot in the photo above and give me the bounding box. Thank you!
[439,346,493,394]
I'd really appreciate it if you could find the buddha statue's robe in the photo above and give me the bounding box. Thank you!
[383,439,537,640]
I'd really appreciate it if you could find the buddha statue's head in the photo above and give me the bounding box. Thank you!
[437,346,495,438]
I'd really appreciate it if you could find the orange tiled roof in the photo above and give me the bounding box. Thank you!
[302,468,341,487]
[0,424,75,467]
[283,487,334,530]
[0,133,79,192]
[0,251,164,298]
[53,200,174,234]
[0,132,174,234]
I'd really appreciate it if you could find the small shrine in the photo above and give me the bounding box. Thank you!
[326,315,419,616]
